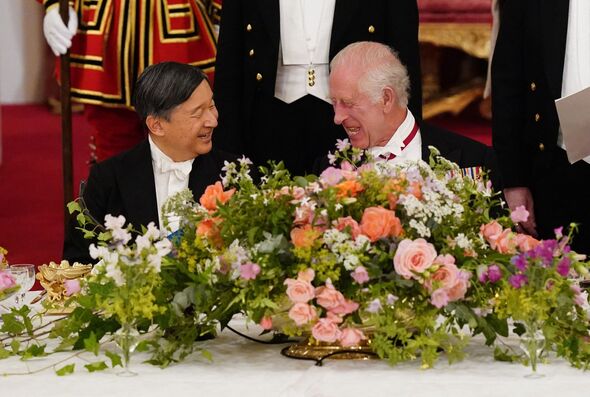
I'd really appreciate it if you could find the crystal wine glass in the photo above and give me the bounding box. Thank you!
[8,264,36,307]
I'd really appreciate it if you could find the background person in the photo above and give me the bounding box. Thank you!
[213,0,422,176]
[492,0,590,253]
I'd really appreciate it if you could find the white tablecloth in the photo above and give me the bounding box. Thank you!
[1,296,590,397]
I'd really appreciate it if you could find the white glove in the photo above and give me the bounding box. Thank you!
[43,6,78,56]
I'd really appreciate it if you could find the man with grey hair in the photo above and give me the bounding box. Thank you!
[324,41,499,185]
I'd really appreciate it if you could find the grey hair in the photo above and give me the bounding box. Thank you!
[330,42,410,108]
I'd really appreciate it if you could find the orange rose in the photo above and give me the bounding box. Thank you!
[495,229,518,254]
[196,217,222,247]
[360,206,403,242]
[335,180,364,198]
[516,233,541,252]
[199,182,236,212]
[290,224,321,248]
[387,193,398,210]
[480,220,503,249]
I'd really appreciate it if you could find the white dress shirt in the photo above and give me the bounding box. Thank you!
[149,136,194,232]
[560,0,590,164]
[368,110,422,166]
[275,0,335,104]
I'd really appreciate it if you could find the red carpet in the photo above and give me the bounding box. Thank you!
[0,104,491,269]
[0,105,91,267]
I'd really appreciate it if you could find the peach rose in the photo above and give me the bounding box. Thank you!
[409,181,423,200]
[312,318,342,343]
[334,216,362,239]
[297,268,315,283]
[326,311,343,324]
[284,278,315,303]
[199,181,235,212]
[516,233,541,252]
[360,206,403,242]
[425,255,459,292]
[288,303,317,326]
[393,238,437,279]
[315,282,346,311]
[339,328,366,347]
[445,271,471,302]
[480,221,503,249]
[260,316,273,330]
[335,180,364,198]
[331,298,360,316]
[495,229,518,254]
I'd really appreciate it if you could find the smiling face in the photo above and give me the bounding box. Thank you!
[329,65,392,150]
[148,80,218,161]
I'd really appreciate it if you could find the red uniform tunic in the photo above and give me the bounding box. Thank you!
[43,0,221,160]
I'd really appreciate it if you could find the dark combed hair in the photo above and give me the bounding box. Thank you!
[133,61,208,122]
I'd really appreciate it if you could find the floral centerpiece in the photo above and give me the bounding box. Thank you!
[166,141,590,369]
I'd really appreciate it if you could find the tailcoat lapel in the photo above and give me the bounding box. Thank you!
[541,0,570,99]
[118,140,160,227]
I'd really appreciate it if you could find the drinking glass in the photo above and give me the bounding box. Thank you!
[8,264,36,307]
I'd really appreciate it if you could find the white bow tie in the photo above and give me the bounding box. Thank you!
[156,158,192,180]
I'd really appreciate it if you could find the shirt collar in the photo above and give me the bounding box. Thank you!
[149,135,195,179]
[369,109,416,158]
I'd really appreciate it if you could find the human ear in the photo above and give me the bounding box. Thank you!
[146,115,165,136]
[382,87,397,112]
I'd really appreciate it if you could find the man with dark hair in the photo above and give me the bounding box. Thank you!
[63,62,236,264]
[317,42,499,187]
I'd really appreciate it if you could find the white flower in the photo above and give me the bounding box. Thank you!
[111,228,132,245]
[147,253,162,273]
[238,156,253,167]
[104,214,126,231]
[455,233,471,250]
[328,152,337,165]
[144,222,161,240]
[105,262,125,286]
[155,239,172,257]
[335,203,343,211]
[135,234,151,252]
[89,244,109,260]
[335,138,350,151]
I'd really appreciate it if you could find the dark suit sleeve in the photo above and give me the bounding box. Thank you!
[491,0,529,188]
[213,0,245,154]
[62,163,111,264]
[386,0,422,120]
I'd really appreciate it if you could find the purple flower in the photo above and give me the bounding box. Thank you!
[240,263,261,280]
[477,265,488,283]
[556,257,571,277]
[554,227,563,239]
[511,254,528,272]
[366,298,382,313]
[510,205,529,223]
[487,265,502,283]
[509,274,528,289]
[386,294,399,305]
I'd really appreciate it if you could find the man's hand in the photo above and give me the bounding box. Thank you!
[43,6,78,56]
[503,186,538,237]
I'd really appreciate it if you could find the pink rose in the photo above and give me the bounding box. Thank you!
[319,167,344,186]
[425,255,459,292]
[480,221,503,249]
[339,328,366,347]
[393,238,437,279]
[64,279,81,296]
[430,288,450,308]
[260,316,273,330]
[510,205,530,224]
[312,318,342,343]
[351,266,369,284]
[288,303,317,326]
[240,263,261,280]
[334,216,362,239]
[516,234,540,252]
[0,270,16,291]
[284,278,315,303]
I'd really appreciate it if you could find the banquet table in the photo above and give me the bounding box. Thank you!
[1,295,589,397]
